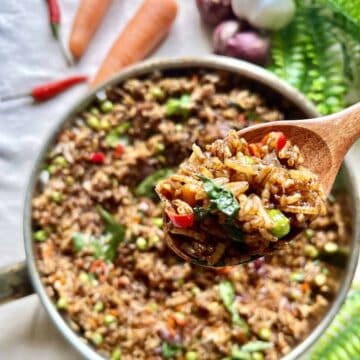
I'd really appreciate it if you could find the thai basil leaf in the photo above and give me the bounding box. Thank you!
[219,281,249,331]
[98,206,125,262]
[72,233,86,252]
[162,342,181,359]
[200,176,239,218]
[135,168,173,198]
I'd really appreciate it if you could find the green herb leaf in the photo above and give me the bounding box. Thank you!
[241,341,273,353]
[72,233,86,252]
[135,168,173,198]
[105,122,130,148]
[325,0,360,27]
[98,206,125,262]
[162,342,181,359]
[200,176,239,218]
[219,281,249,331]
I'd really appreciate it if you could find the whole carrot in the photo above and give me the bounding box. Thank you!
[0,75,88,102]
[92,0,178,87]
[69,0,112,60]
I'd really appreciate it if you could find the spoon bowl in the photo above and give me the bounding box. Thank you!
[164,102,360,267]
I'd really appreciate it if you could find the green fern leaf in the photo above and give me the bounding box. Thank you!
[310,288,360,359]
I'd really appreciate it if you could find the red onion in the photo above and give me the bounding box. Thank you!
[225,31,270,65]
[196,0,233,26]
[213,20,240,54]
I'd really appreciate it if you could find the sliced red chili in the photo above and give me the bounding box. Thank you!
[275,132,287,151]
[113,143,125,158]
[90,152,105,164]
[166,210,194,228]
[249,143,261,158]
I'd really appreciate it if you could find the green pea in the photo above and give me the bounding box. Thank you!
[53,156,67,167]
[324,242,338,254]
[104,314,117,325]
[155,142,165,153]
[152,217,163,228]
[303,244,319,259]
[34,229,48,242]
[191,286,201,296]
[90,107,100,116]
[148,234,160,246]
[185,351,198,360]
[136,237,148,251]
[72,233,85,252]
[101,100,114,113]
[290,272,304,283]
[165,95,191,118]
[147,303,158,311]
[90,332,103,346]
[78,272,90,283]
[267,209,290,238]
[93,301,104,312]
[50,191,63,203]
[252,352,264,360]
[99,119,110,130]
[47,165,57,175]
[87,116,100,130]
[314,273,327,287]
[258,327,272,341]
[56,297,68,310]
[305,228,314,240]
[150,87,164,100]
[111,348,122,360]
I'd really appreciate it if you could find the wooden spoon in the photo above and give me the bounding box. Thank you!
[237,102,360,195]
[165,102,360,267]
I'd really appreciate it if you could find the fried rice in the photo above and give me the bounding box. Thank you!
[32,70,350,360]
[156,130,327,267]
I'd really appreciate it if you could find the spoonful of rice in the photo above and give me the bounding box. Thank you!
[155,102,360,267]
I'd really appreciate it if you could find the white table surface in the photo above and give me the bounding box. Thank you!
[0,0,358,359]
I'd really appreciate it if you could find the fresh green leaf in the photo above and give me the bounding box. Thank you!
[105,122,130,148]
[310,288,360,359]
[135,168,173,198]
[200,176,240,218]
[219,281,249,331]
[97,207,126,262]
[91,240,104,259]
[162,342,181,359]
[241,341,273,353]
[325,0,360,27]
[72,233,86,252]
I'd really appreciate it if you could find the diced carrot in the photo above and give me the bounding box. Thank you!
[69,0,112,60]
[92,0,178,86]
[301,282,310,293]
[167,316,176,337]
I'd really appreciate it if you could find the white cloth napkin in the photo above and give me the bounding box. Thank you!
[0,0,211,358]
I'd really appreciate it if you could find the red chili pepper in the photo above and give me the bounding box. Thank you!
[90,152,106,164]
[275,132,287,151]
[166,210,194,228]
[249,143,261,158]
[113,144,125,158]
[0,75,88,102]
[47,0,61,39]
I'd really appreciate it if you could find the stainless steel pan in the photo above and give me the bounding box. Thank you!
[1,56,359,360]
